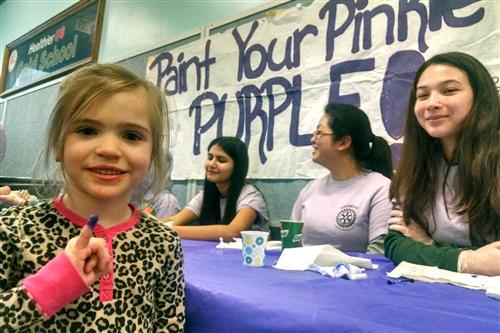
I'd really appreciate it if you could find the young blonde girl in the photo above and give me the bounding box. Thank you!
[0,63,185,331]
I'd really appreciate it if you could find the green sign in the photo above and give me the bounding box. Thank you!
[1,0,105,96]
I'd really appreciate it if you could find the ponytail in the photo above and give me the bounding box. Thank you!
[325,103,393,179]
[362,135,393,179]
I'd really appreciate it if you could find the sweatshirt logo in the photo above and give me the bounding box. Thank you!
[336,205,356,230]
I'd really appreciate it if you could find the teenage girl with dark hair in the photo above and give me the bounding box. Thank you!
[291,103,393,254]
[163,136,269,241]
[385,52,499,275]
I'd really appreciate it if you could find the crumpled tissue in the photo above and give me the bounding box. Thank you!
[308,263,367,280]
[273,245,378,271]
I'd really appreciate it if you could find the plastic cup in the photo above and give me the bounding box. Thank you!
[280,220,304,249]
[240,231,269,267]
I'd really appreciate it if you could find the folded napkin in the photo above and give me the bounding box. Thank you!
[273,245,378,271]
[388,261,500,300]
[216,238,282,251]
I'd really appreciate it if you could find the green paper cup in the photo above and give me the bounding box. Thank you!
[280,220,304,249]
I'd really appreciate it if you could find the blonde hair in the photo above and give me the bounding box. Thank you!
[41,63,169,198]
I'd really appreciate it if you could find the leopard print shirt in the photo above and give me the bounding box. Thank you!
[0,200,185,332]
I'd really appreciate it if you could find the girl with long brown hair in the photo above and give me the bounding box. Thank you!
[385,52,499,276]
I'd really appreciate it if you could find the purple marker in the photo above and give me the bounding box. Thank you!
[386,278,414,285]
[87,214,99,230]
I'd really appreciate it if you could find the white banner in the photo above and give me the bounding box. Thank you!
[146,0,500,180]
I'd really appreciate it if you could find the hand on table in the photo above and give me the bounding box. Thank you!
[17,189,34,201]
[0,185,10,195]
[0,190,27,206]
[459,241,500,276]
[0,186,38,206]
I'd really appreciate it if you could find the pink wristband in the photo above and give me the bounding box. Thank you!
[23,252,90,317]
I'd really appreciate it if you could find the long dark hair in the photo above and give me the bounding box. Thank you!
[324,103,393,178]
[390,52,500,245]
[198,137,249,225]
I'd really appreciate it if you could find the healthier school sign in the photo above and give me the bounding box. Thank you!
[146,0,500,180]
[0,0,104,96]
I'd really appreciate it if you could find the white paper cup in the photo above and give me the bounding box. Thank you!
[240,231,269,267]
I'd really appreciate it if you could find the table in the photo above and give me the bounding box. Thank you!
[182,240,500,333]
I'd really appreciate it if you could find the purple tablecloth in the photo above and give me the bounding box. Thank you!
[182,240,500,333]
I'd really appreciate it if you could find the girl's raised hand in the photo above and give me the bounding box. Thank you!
[64,215,110,286]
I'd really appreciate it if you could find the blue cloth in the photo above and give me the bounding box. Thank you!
[182,240,500,333]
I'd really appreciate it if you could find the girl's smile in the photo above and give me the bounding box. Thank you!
[204,144,234,186]
[62,89,153,210]
[87,165,127,180]
[414,64,473,158]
